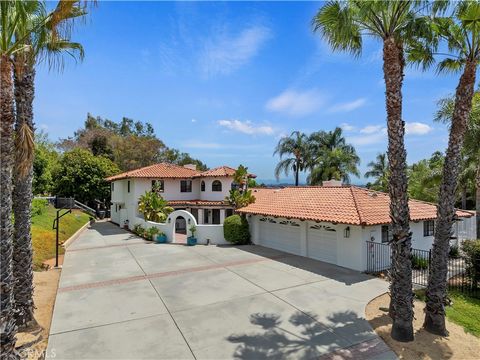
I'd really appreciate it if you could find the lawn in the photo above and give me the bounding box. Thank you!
[32,204,90,270]
[416,289,480,337]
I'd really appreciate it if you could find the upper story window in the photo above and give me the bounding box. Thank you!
[152,180,164,193]
[381,225,392,243]
[424,220,435,237]
[180,180,192,193]
[201,181,205,192]
[212,180,222,192]
[111,182,114,192]
[127,181,130,193]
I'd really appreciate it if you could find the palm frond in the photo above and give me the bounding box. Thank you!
[15,121,35,179]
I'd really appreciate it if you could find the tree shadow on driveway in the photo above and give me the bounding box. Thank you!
[227,310,391,360]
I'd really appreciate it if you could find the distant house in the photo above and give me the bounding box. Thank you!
[237,180,476,272]
[106,163,255,244]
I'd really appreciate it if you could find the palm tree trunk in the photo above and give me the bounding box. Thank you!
[424,60,477,336]
[0,54,19,358]
[12,59,36,328]
[476,165,480,238]
[383,37,414,342]
[295,161,299,186]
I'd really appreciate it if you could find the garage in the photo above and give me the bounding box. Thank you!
[258,218,301,255]
[307,224,338,264]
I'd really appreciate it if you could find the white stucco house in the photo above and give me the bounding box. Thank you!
[237,180,476,272]
[106,162,254,244]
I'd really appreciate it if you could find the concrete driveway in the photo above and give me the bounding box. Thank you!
[47,222,395,360]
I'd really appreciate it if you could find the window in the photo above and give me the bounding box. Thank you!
[127,181,130,193]
[226,209,234,218]
[111,182,114,191]
[201,181,205,192]
[212,180,222,192]
[231,182,239,191]
[381,225,392,243]
[152,180,164,193]
[180,180,192,193]
[204,209,209,224]
[424,220,435,236]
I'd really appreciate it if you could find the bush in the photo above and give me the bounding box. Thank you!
[133,224,145,237]
[411,254,429,270]
[449,245,460,259]
[461,239,480,286]
[31,198,48,217]
[224,215,250,245]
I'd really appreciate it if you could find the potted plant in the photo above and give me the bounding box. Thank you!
[187,225,197,246]
[155,231,167,244]
[146,226,159,241]
[133,224,144,237]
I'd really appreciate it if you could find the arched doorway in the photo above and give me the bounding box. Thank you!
[174,216,187,244]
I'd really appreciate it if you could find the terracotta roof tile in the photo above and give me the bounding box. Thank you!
[167,200,229,207]
[105,163,199,181]
[238,186,473,226]
[195,166,256,178]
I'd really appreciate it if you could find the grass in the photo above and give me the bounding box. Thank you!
[32,205,90,270]
[415,289,480,337]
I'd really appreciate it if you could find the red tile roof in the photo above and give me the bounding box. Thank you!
[238,186,473,226]
[105,163,198,181]
[106,163,256,181]
[167,200,229,207]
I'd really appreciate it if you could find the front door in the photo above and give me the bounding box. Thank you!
[175,217,186,234]
[212,209,220,224]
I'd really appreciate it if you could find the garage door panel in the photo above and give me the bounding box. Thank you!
[258,221,301,256]
[307,226,337,264]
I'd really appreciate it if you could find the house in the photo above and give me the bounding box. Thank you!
[106,162,254,244]
[237,180,476,272]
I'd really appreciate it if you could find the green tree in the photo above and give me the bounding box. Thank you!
[408,152,444,203]
[365,153,389,192]
[225,189,256,210]
[274,131,310,186]
[408,1,480,335]
[137,189,174,223]
[53,148,119,205]
[313,0,424,341]
[32,132,60,195]
[307,127,360,185]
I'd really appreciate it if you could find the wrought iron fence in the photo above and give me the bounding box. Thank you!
[365,241,479,298]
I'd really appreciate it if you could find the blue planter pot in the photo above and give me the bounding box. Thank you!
[155,234,167,243]
[187,237,197,246]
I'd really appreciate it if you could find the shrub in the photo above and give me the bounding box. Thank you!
[146,226,159,240]
[224,215,250,245]
[411,254,429,270]
[31,198,48,217]
[133,224,145,237]
[449,245,460,259]
[461,239,480,286]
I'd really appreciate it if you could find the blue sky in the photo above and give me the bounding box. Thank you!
[35,1,461,183]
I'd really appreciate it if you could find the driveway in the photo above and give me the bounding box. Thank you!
[47,222,395,360]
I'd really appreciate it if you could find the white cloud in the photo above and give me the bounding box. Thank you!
[360,125,384,134]
[191,118,197,123]
[217,119,275,135]
[200,25,272,77]
[405,122,433,135]
[340,123,356,131]
[328,98,367,113]
[265,89,325,117]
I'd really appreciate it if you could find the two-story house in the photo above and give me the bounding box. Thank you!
[106,163,254,230]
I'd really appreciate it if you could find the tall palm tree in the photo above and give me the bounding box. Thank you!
[12,1,85,328]
[274,131,310,186]
[408,1,480,335]
[313,1,425,341]
[365,153,389,192]
[307,128,360,184]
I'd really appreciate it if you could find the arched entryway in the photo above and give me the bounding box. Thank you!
[167,210,198,244]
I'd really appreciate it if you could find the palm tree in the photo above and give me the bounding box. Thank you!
[408,1,480,336]
[365,153,389,192]
[12,1,85,328]
[0,1,43,355]
[307,127,360,185]
[313,1,424,341]
[274,131,310,186]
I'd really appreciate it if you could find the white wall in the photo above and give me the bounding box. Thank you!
[199,177,233,201]
[111,180,126,203]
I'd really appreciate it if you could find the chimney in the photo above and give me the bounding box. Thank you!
[322,179,343,187]
[183,164,197,170]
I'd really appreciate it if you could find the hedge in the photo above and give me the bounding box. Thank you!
[224,214,250,245]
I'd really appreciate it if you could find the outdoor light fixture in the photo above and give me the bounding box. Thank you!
[168,218,171,224]
[188,219,191,224]
[344,226,350,238]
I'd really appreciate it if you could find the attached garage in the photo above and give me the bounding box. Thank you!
[257,218,301,256]
[307,224,338,264]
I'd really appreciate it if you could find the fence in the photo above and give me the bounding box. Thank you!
[366,241,479,298]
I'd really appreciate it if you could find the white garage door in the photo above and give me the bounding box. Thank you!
[258,219,301,255]
[307,225,337,264]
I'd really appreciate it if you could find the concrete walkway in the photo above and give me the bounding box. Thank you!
[47,222,396,359]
